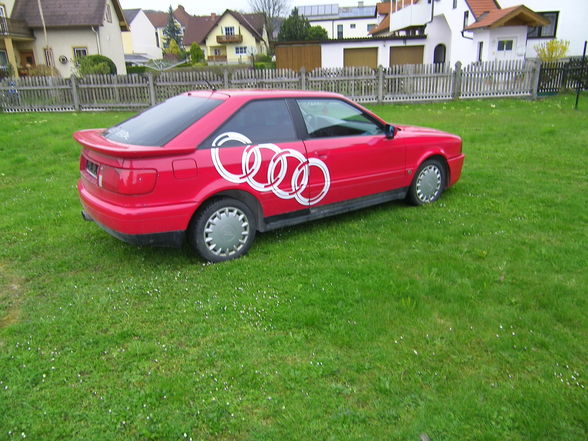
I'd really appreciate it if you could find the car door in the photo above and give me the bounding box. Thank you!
[295,98,406,207]
[199,98,312,217]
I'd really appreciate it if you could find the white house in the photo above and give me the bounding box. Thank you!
[498,0,588,58]
[1,0,127,77]
[381,0,549,65]
[122,9,162,63]
[298,3,379,39]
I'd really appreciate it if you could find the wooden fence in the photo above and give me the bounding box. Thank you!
[0,60,541,113]
[538,58,588,95]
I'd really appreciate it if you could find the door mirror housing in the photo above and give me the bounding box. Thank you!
[385,124,396,139]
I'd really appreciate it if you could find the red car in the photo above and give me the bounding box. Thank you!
[76,90,464,262]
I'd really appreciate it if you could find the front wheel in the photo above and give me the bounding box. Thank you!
[407,159,446,205]
[189,198,256,263]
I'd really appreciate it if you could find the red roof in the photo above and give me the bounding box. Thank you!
[465,4,549,30]
[376,2,391,15]
[369,14,390,35]
[144,10,168,28]
[465,0,500,19]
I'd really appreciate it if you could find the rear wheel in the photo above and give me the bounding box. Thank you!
[408,159,446,205]
[190,198,256,263]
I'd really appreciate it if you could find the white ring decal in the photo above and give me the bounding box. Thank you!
[211,132,330,206]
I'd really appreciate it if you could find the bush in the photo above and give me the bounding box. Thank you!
[0,63,14,79]
[254,61,276,70]
[126,65,147,74]
[76,55,117,76]
[189,43,205,64]
[255,54,272,63]
[28,65,61,77]
[535,40,570,62]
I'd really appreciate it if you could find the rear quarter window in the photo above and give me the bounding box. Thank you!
[104,95,222,146]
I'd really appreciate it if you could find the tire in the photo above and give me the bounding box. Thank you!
[407,159,446,206]
[189,198,256,263]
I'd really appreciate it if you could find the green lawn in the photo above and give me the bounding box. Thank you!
[0,95,586,441]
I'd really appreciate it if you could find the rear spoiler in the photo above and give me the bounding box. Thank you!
[73,129,195,158]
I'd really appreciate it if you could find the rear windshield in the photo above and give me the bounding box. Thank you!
[104,95,222,146]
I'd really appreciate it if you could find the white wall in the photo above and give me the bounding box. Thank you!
[311,17,379,39]
[127,10,162,59]
[98,0,127,74]
[499,0,588,57]
[321,39,430,68]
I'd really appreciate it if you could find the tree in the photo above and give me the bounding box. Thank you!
[307,25,328,41]
[189,43,205,64]
[278,8,309,41]
[249,0,289,42]
[162,5,183,49]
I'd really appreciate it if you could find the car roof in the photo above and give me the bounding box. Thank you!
[184,89,346,100]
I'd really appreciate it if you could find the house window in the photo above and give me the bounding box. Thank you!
[0,50,8,66]
[44,48,55,66]
[528,11,559,39]
[155,31,160,47]
[453,0,457,9]
[477,41,483,61]
[224,26,235,36]
[367,23,376,32]
[350,23,356,29]
[337,24,343,39]
[497,40,513,51]
[214,48,221,56]
[73,47,88,58]
[105,4,112,23]
[463,10,469,29]
[235,46,247,55]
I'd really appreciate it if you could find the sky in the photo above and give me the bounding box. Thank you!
[119,0,368,15]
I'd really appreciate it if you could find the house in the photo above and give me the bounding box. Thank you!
[1,0,128,77]
[200,10,268,64]
[298,2,379,39]
[497,0,588,58]
[122,9,162,64]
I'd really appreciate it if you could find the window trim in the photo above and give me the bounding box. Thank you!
[235,46,247,55]
[199,98,300,150]
[105,3,112,23]
[527,11,559,39]
[73,46,88,58]
[0,49,8,67]
[294,97,385,140]
[497,39,514,52]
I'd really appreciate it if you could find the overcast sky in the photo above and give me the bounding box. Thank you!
[119,0,367,15]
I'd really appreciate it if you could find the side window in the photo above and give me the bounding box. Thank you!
[203,99,297,148]
[297,99,383,139]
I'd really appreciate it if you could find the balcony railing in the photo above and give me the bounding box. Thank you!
[0,18,34,39]
[216,34,243,44]
[207,55,228,62]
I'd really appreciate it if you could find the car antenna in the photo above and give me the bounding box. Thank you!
[203,78,217,92]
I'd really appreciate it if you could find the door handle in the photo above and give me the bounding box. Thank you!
[312,151,328,160]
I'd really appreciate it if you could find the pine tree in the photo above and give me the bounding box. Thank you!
[162,6,183,49]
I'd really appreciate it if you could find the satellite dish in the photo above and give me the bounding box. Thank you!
[59,55,68,65]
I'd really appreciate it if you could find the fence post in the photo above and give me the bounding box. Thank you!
[70,75,80,111]
[147,72,156,106]
[300,67,306,90]
[531,60,541,100]
[223,70,229,89]
[377,65,384,104]
[452,61,462,100]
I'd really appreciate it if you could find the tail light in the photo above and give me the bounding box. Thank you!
[98,165,157,195]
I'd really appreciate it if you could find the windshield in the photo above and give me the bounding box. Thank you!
[104,95,222,146]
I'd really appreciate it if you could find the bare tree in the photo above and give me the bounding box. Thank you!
[249,0,289,43]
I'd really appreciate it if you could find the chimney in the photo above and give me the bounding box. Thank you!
[358,1,364,6]
[211,13,217,19]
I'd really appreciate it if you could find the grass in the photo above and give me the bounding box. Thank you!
[0,95,587,441]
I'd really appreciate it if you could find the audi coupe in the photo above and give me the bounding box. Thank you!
[75,90,464,262]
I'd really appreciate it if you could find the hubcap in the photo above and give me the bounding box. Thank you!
[204,207,250,257]
[416,165,442,203]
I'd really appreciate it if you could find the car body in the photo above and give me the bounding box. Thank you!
[75,90,464,262]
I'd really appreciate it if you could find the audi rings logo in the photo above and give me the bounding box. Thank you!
[211,132,330,206]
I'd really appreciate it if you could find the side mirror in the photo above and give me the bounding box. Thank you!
[385,124,396,139]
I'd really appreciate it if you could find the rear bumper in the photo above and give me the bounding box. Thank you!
[78,180,194,247]
[447,154,465,187]
[82,210,185,247]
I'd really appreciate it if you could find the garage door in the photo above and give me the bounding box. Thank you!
[275,45,321,71]
[389,46,424,65]
[344,47,378,69]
